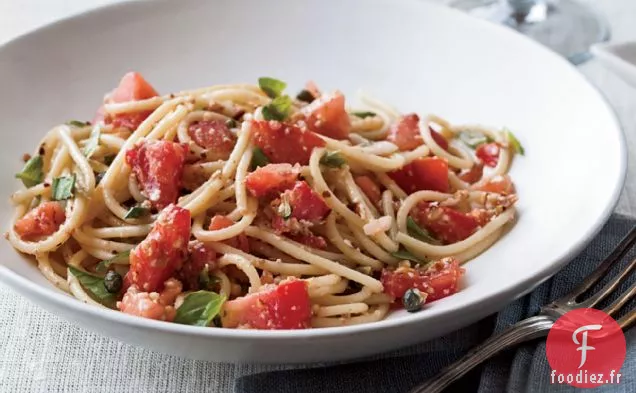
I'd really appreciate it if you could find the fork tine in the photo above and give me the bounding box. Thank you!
[617,303,636,330]
[563,226,636,301]
[603,279,636,316]
[580,256,636,308]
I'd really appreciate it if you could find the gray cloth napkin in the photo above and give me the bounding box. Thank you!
[234,215,636,393]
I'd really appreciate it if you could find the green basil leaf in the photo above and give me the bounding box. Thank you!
[174,291,226,327]
[262,95,293,121]
[296,89,316,103]
[258,77,287,98]
[320,151,346,168]
[83,126,101,158]
[505,129,525,155]
[391,248,423,263]
[250,147,270,170]
[124,206,150,219]
[15,155,44,188]
[458,131,492,149]
[51,174,76,200]
[68,266,117,308]
[67,120,90,127]
[407,217,441,245]
[95,250,131,273]
[198,266,221,291]
[103,154,116,166]
[352,111,376,119]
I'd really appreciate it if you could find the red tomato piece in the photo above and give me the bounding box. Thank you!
[125,140,187,210]
[458,162,484,184]
[245,163,299,198]
[380,257,464,301]
[208,215,249,253]
[188,120,236,159]
[285,181,331,222]
[475,174,514,195]
[106,72,159,131]
[354,175,382,206]
[118,278,182,321]
[126,205,191,292]
[414,204,480,244]
[387,113,422,151]
[14,201,65,241]
[252,120,325,165]
[388,157,450,194]
[476,142,500,167]
[178,241,218,290]
[300,92,350,139]
[430,128,449,151]
[222,279,312,329]
[288,233,328,250]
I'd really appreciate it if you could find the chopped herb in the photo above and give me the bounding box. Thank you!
[198,266,221,291]
[258,77,287,98]
[458,131,492,148]
[262,95,293,121]
[407,217,441,245]
[103,270,123,293]
[320,151,347,168]
[83,125,101,158]
[15,155,43,188]
[51,174,76,200]
[66,120,90,127]
[225,119,238,128]
[505,129,525,155]
[103,154,116,166]
[250,147,270,170]
[296,89,315,103]
[95,250,131,273]
[124,206,150,219]
[403,288,426,313]
[391,248,423,263]
[352,111,376,119]
[277,195,292,219]
[67,266,117,308]
[174,291,226,327]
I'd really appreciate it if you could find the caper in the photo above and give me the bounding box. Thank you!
[104,270,123,293]
[296,89,315,103]
[403,288,426,313]
[225,119,238,128]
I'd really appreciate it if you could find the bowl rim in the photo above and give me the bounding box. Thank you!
[0,0,627,340]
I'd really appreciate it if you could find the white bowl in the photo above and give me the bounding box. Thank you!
[0,0,625,363]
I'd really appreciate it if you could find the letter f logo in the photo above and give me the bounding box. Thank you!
[572,324,603,368]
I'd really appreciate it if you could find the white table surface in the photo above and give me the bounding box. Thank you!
[1,1,635,392]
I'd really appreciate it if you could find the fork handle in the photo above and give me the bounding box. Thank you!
[409,315,555,393]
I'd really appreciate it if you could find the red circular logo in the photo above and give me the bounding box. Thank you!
[546,308,626,388]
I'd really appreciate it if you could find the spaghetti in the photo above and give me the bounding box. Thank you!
[7,72,522,329]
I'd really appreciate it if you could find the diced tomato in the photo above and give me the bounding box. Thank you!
[476,142,500,167]
[288,233,328,250]
[178,241,218,290]
[380,257,464,301]
[475,174,514,195]
[387,113,422,151]
[300,92,350,140]
[458,162,484,184]
[245,163,299,198]
[118,278,182,321]
[388,157,450,194]
[285,181,331,222]
[126,205,191,292]
[414,204,480,244]
[354,175,382,206]
[188,120,236,159]
[221,279,311,329]
[430,128,449,151]
[125,140,187,210]
[252,120,325,165]
[14,201,65,241]
[208,215,249,253]
[106,72,159,131]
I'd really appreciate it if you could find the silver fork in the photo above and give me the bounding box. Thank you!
[410,226,636,393]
